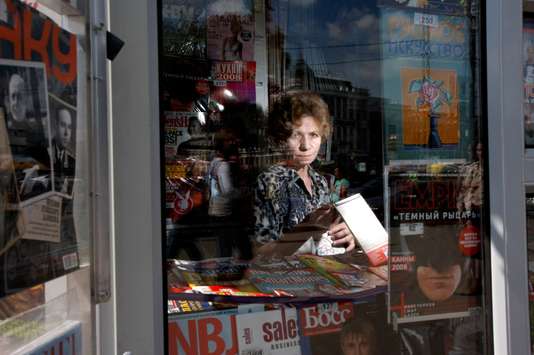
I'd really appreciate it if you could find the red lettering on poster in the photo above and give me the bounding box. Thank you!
[169,320,198,355]
[23,8,52,71]
[52,25,77,84]
[198,318,226,355]
[0,0,77,85]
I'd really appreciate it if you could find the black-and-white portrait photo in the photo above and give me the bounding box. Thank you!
[0,60,52,202]
[48,97,76,197]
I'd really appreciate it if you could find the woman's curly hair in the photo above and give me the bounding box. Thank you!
[267,92,331,144]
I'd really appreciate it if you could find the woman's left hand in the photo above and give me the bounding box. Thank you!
[329,221,356,251]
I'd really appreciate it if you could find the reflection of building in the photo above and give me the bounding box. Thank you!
[283,54,384,177]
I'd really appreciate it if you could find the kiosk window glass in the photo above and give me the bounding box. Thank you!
[159,0,489,354]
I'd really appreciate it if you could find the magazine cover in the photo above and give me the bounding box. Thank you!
[0,0,80,298]
[298,297,395,355]
[246,266,340,297]
[387,165,481,323]
[170,258,267,297]
[162,0,207,58]
[524,18,534,147]
[377,0,467,15]
[167,263,191,294]
[168,308,239,355]
[297,254,369,288]
[165,112,211,159]
[211,61,256,105]
[246,258,347,298]
[380,8,473,164]
[206,0,254,61]
[236,308,302,355]
[168,299,214,314]
[165,159,209,224]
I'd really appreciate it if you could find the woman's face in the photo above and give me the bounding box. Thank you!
[286,116,322,169]
[416,264,462,302]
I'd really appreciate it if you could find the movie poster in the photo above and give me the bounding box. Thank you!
[0,0,79,298]
[387,164,481,324]
[524,18,534,148]
[161,0,207,58]
[206,0,254,61]
[381,9,473,164]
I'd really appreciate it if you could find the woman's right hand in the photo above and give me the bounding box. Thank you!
[329,221,356,252]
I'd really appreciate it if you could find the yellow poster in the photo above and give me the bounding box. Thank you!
[401,68,459,146]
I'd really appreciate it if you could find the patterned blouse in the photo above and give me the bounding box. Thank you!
[253,164,330,244]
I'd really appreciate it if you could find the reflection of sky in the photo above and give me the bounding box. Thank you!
[276,0,382,95]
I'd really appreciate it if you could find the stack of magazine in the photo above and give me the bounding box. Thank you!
[167,254,387,302]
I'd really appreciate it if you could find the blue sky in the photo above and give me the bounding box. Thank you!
[277,0,383,95]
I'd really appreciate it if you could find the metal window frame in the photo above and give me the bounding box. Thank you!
[105,0,164,354]
[487,0,531,354]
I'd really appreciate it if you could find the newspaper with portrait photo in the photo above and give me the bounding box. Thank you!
[48,96,76,198]
[0,60,53,204]
[0,0,80,298]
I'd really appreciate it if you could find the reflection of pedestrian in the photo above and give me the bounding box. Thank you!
[207,129,242,257]
[331,165,350,203]
[50,108,75,195]
[222,17,243,61]
[207,130,238,218]
[253,92,355,251]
